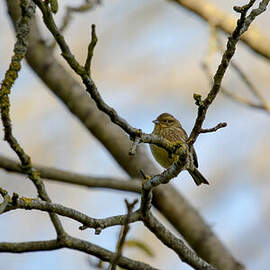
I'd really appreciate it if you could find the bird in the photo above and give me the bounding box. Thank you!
[150,113,209,186]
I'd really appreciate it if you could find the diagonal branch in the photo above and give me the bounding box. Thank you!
[143,212,216,270]
[5,1,247,269]
[188,0,270,146]
[202,33,270,114]
[0,0,64,238]
[109,199,138,270]
[170,0,270,60]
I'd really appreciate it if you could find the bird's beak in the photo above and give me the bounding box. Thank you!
[152,119,159,124]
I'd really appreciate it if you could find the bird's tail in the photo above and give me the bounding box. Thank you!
[188,168,209,186]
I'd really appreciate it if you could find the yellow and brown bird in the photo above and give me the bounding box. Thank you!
[150,113,209,186]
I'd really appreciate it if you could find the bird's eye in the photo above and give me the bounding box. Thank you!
[168,119,173,123]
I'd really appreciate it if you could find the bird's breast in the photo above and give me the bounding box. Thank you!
[150,144,177,169]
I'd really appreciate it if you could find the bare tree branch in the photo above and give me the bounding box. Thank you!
[202,30,270,114]
[1,193,141,234]
[188,0,270,146]
[0,155,141,193]
[200,122,227,133]
[0,0,64,238]
[109,199,138,270]
[4,1,247,268]
[3,195,141,234]
[50,0,99,49]
[0,189,215,270]
[0,236,160,270]
[170,0,270,60]
[85,24,98,76]
[143,212,216,270]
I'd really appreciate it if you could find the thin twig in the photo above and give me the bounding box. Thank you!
[200,122,227,133]
[110,199,138,270]
[188,0,269,146]
[214,30,270,113]
[85,24,98,76]
[202,58,270,114]
[4,1,248,269]
[171,0,270,61]
[50,0,99,49]
[140,148,188,216]
[129,136,141,156]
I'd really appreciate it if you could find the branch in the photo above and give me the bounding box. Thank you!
[0,0,64,237]
[0,236,159,270]
[85,24,98,76]
[202,35,270,114]
[139,148,188,217]
[213,26,270,113]
[200,122,227,133]
[188,0,270,146]
[0,187,9,214]
[32,0,185,157]
[109,199,138,270]
[1,189,216,270]
[170,0,270,60]
[222,89,270,113]
[0,155,141,193]
[129,136,141,156]
[5,1,246,269]
[50,0,99,49]
[228,59,270,113]
[2,193,141,234]
[143,212,216,270]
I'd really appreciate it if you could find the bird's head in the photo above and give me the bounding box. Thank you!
[152,113,178,128]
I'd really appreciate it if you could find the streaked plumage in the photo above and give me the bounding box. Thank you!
[150,113,209,186]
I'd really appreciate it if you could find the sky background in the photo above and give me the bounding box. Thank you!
[1,0,270,269]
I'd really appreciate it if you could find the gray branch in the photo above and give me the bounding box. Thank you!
[0,155,141,193]
[0,237,159,270]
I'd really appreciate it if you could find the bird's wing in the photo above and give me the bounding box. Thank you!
[165,126,188,142]
[169,127,199,168]
[191,146,198,168]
